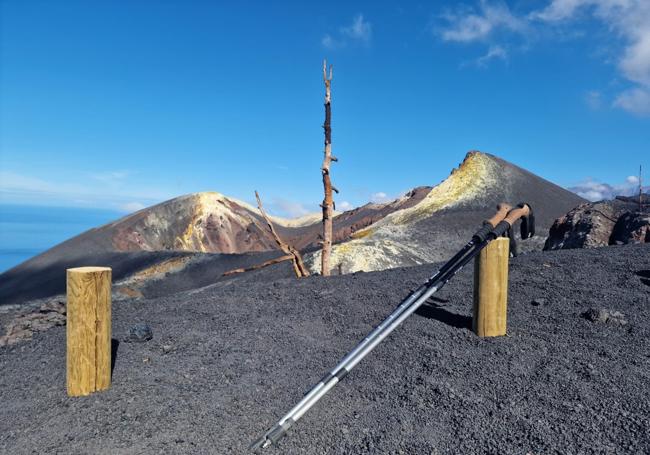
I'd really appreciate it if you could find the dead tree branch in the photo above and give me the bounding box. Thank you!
[255,190,310,278]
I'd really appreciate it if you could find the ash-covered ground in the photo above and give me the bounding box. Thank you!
[1,243,649,454]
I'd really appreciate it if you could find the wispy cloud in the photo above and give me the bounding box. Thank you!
[338,200,353,211]
[322,14,372,49]
[585,90,603,110]
[0,170,171,212]
[569,175,645,201]
[531,0,650,116]
[268,198,312,218]
[90,170,130,184]
[440,1,527,43]
[436,1,650,115]
[341,14,372,42]
[370,192,391,204]
[118,201,146,212]
[613,87,650,115]
[475,44,508,66]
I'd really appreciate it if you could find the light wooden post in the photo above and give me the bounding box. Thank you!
[473,238,509,337]
[66,267,112,396]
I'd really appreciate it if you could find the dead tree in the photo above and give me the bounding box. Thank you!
[639,164,643,213]
[320,59,337,276]
[221,191,309,278]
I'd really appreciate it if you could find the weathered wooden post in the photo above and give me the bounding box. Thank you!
[66,266,112,396]
[472,237,509,337]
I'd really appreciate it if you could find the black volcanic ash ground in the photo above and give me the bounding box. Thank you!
[1,244,649,454]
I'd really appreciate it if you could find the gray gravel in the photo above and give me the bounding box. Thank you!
[1,243,649,454]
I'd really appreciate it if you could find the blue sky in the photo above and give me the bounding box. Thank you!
[1,0,648,217]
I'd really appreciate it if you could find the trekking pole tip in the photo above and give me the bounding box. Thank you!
[250,420,292,451]
[249,436,270,451]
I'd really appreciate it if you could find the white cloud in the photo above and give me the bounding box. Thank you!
[90,170,130,184]
[322,14,372,49]
[585,90,603,109]
[613,87,650,114]
[476,45,508,66]
[569,175,645,201]
[118,202,146,213]
[440,1,528,43]
[531,0,650,115]
[269,198,311,218]
[321,34,336,49]
[338,200,353,211]
[530,0,586,22]
[438,1,650,114]
[370,192,391,203]
[0,170,171,211]
[341,14,372,42]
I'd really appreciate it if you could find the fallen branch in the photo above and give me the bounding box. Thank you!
[255,191,310,278]
[222,254,293,276]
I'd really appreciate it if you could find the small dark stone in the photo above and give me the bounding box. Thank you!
[582,308,609,323]
[125,323,153,342]
[581,308,627,326]
[532,298,545,306]
[607,311,628,326]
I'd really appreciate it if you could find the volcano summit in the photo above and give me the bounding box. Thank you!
[0,151,584,305]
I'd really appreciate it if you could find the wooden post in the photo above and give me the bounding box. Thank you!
[472,238,509,337]
[66,267,112,396]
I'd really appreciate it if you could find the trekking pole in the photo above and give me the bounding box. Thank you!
[251,203,532,450]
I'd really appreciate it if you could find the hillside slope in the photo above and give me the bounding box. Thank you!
[308,151,585,273]
[1,244,648,454]
[0,150,584,305]
[0,190,428,304]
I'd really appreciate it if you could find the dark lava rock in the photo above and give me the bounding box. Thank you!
[582,308,627,326]
[545,194,649,251]
[607,311,628,326]
[125,323,153,342]
[0,299,66,347]
[582,308,609,323]
[544,201,626,250]
[610,212,650,245]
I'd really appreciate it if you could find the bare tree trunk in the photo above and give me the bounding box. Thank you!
[640,165,643,213]
[255,191,310,278]
[321,59,337,276]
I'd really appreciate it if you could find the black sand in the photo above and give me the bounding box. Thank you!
[1,244,649,454]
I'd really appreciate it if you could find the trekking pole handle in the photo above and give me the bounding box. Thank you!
[491,203,531,238]
[486,203,512,227]
[472,202,512,242]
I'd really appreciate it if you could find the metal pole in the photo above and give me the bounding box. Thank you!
[251,239,486,450]
[251,203,518,450]
[310,240,477,383]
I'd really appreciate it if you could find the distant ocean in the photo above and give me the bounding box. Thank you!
[0,204,124,273]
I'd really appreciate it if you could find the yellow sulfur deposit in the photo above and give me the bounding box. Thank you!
[307,152,500,274]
